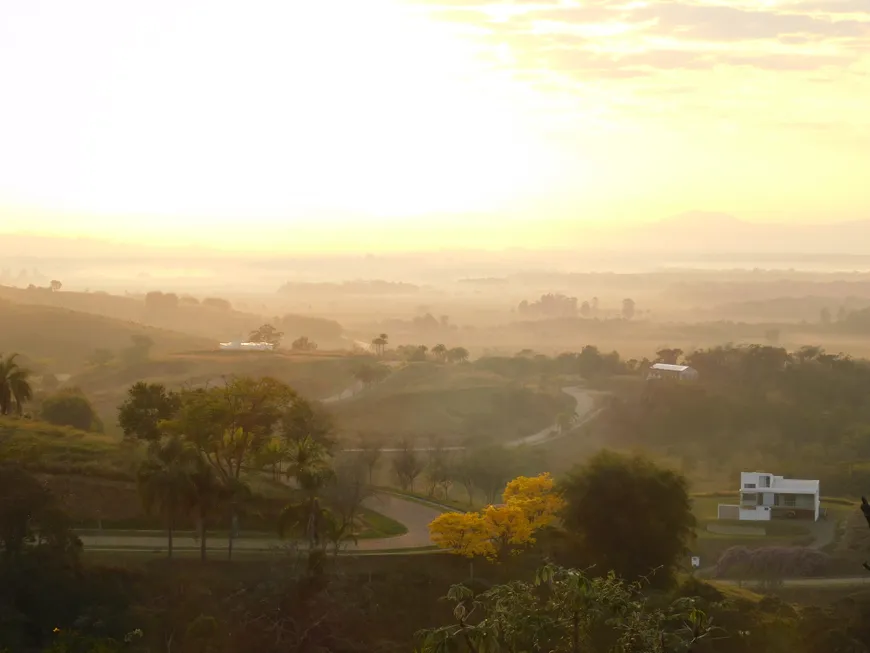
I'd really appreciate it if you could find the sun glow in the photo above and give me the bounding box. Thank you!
[0,0,560,235]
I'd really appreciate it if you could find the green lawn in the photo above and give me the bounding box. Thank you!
[357,506,408,538]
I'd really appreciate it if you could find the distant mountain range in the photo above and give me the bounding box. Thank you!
[608,212,870,255]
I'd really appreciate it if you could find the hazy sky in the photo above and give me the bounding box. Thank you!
[1,0,868,251]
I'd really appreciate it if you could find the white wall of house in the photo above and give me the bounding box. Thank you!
[739,506,772,521]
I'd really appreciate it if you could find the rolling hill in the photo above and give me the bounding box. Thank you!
[330,362,575,445]
[0,284,346,346]
[0,298,212,372]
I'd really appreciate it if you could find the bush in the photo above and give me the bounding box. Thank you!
[715,546,831,579]
[40,389,101,432]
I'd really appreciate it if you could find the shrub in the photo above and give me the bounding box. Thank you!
[715,546,831,579]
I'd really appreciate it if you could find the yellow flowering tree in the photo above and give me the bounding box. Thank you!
[429,473,563,575]
[502,472,564,531]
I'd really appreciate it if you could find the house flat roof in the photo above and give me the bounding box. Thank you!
[741,487,818,494]
[649,363,692,372]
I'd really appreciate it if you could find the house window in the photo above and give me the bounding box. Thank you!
[783,495,796,507]
[760,476,771,488]
[744,483,756,489]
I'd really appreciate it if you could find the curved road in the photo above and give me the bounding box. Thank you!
[78,491,445,554]
[340,385,602,453]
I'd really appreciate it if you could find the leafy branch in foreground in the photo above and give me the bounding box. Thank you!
[417,563,718,653]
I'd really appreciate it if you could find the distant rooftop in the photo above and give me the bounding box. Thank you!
[649,363,692,372]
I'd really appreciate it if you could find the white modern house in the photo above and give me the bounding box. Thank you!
[718,472,820,522]
[219,340,274,351]
[646,363,699,381]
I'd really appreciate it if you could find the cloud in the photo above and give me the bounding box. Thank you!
[633,2,870,41]
[788,0,870,14]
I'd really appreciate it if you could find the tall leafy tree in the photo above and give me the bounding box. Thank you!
[136,436,197,559]
[447,347,469,363]
[281,396,334,447]
[249,323,284,347]
[166,376,296,556]
[560,450,695,585]
[0,353,33,416]
[117,382,181,442]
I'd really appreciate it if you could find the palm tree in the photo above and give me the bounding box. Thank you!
[281,436,335,550]
[0,353,33,416]
[136,436,196,559]
[371,333,388,357]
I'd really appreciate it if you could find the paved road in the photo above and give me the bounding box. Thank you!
[78,491,444,553]
[714,575,870,588]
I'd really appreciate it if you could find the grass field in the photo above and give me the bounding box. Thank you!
[331,362,575,445]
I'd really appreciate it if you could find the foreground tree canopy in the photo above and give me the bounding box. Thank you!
[418,563,714,653]
[560,450,696,585]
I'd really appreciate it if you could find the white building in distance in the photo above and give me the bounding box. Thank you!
[718,471,820,522]
[219,340,274,351]
[646,363,699,381]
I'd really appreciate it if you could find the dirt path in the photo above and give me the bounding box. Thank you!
[77,491,444,553]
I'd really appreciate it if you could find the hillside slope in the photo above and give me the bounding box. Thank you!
[331,362,575,445]
[0,285,346,345]
[0,299,212,371]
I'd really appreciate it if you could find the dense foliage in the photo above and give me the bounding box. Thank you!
[419,564,713,653]
[560,451,696,586]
